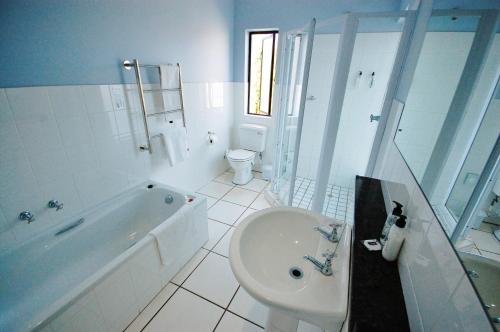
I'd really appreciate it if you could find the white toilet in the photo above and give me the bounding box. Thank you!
[227,124,267,185]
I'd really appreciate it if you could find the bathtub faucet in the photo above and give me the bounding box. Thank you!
[48,199,64,211]
[19,211,35,223]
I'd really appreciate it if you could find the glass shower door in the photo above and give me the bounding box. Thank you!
[273,19,316,204]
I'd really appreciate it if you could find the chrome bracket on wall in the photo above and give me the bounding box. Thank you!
[123,59,186,153]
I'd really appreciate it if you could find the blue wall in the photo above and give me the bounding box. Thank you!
[233,0,402,82]
[0,0,234,87]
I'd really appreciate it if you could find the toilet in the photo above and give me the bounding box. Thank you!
[227,124,267,185]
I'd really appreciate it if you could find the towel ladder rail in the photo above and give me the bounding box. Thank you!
[123,59,186,153]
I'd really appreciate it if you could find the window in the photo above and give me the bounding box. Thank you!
[247,30,278,116]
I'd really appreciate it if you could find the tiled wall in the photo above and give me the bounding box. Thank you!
[0,83,233,249]
[278,33,399,187]
[376,142,492,331]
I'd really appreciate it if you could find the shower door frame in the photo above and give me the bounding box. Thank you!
[272,19,317,205]
[310,11,418,213]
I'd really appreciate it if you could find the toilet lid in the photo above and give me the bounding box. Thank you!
[227,149,255,161]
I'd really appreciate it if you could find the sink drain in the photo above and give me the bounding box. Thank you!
[289,267,304,279]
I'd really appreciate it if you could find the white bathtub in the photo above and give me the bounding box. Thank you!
[0,181,208,332]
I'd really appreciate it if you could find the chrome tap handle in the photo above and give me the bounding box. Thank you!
[48,200,64,211]
[19,211,35,223]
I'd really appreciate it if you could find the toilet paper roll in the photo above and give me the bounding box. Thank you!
[208,133,218,145]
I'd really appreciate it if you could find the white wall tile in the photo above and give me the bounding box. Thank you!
[56,115,93,147]
[88,112,119,140]
[17,117,63,154]
[0,89,14,123]
[6,87,53,122]
[47,86,87,119]
[29,149,71,185]
[81,85,113,113]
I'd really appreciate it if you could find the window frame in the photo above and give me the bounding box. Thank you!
[246,30,279,117]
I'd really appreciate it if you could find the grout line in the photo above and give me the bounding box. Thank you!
[139,246,212,331]
[212,285,241,331]
[226,309,266,330]
[179,285,227,310]
[139,283,181,332]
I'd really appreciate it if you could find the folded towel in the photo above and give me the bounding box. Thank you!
[152,125,189,166]
[150,204,193,266]
[164,126,189,166]
[159,64,181,111]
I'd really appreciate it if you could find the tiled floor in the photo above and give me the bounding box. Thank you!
[292,177,355,223]
[465,223,500,262]
[126,171,324,332]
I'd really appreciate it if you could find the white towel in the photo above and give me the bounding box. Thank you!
[152,125,189,166]
[159,65,181,111]
[150,204,193,266]
[164,126,189,166]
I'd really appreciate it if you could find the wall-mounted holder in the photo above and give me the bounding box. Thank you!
[123,59,186,153]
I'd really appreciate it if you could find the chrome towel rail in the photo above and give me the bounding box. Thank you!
[123,59,186,153]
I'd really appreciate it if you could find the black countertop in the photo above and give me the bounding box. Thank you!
[349,176,410,332]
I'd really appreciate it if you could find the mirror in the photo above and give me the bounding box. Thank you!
[394,9,500,327]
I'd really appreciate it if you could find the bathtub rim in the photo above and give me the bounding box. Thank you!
[8,180,206,332]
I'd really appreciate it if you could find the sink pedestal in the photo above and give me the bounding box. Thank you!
[265,308,299,332]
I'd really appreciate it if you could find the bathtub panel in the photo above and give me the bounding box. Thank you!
[128,240,163,311]
[94,263,140,332]
[48,290,107,332]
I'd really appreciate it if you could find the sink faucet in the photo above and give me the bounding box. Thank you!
[19,211,35,223]
[314,223,341,243]
[48,199,64,211]
[303,250,335,276]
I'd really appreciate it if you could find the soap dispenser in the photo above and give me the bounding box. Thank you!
[380,201,403,245]
[382,215,407,262]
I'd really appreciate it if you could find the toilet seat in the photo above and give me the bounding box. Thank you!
[227,149,255,162]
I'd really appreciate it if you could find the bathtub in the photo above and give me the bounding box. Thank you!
[0,181,208,332]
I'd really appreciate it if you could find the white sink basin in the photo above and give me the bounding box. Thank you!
[229,207,351,332]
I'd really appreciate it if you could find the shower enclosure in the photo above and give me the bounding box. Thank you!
[271,11,416,222]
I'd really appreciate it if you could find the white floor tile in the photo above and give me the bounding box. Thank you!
[208,200,247,225]
[214,172,236,185]
[125,283,178,332]
[198,181,233,199]
[213,228,235,257]
[223,187,259,206]
[234,208,259,226]
[215,312,263,332]
[143,288,223,332]
[196,193,218,208]
[238,178,268,192]
[250,194,271,210]
[297,320,324,332]
[228,287,269,327]
[252,171,263,179]
[183,252,239,308]
[204,220,230,250]
[469,229,500,254]
[171,248,209,285]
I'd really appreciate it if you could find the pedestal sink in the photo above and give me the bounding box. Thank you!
[229,207,351,332]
